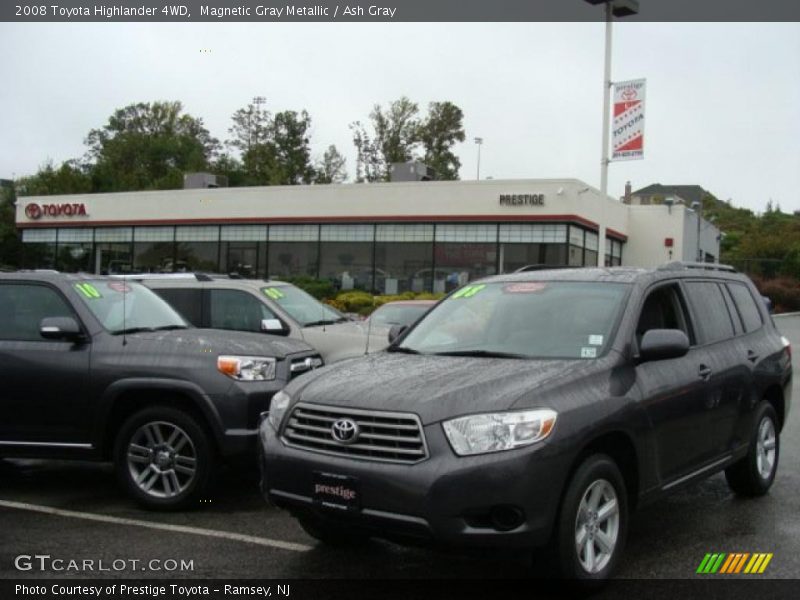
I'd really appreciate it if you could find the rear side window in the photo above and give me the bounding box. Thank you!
[683,281,735,344]
[0,283,75,341]
[209,289,278,333]
[727,282,763,333]
[153,288,203,326]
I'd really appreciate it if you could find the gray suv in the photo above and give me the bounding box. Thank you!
[260,263,792,584]
[133,274,389,364]
[0,272,321,509]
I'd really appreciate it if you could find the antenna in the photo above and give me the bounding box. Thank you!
[122,281,127,346]
[364,300,374,355]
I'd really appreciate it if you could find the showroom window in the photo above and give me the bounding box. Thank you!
[434,224,497,293]
[221,225,267,278]
[21,229,57,270]
[568,226,585,266]
[56,228,93,273]
[499,224,568,272]
[133,227,175,273]
[95,227,133,274]
[584,231,599,266]
[175,226,220,272]
[375,224,434,294]
[319,224,375,291]
[268,225,320,279]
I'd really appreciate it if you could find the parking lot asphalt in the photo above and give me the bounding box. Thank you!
[1,316,798,582]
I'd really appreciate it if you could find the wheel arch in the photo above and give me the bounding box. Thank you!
[94,379,224,459]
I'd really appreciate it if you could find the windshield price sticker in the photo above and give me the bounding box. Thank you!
[108,282,132,294]
[262,319,283,331]
[581,347,597,358]
[503,283,548,294]
[589,335,604,346]
[75,283,102,299]
[452,284,486,299]
[263,287,285,300]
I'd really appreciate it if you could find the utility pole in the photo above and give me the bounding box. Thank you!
[474,137,483,180]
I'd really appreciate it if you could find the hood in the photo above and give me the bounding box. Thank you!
[285,351,603,424]
[122,328,313,359]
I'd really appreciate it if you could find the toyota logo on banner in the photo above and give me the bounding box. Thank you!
[25,203,43,220]
[331,418,360,444]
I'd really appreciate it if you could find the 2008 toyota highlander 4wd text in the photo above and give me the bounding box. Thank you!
[260,263,792,584]
[0,271,321,509]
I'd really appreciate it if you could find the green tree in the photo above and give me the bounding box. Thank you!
[418,101,465,180]
[87,101,219,192]
[272,110,316,185]
[0,184,22,269]
[314,145,347,184]
[15,160,92,196]
[351,97,465,182]
[351,96,421,182]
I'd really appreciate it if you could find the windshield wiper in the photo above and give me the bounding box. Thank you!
[432,350,528,359]
[387,346,421,354]
[304,318,347,327]
[110,327,156,336]
[110,325,187,335]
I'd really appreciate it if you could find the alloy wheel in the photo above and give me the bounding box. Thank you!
[574,478,620,574]
[126,421,197,498]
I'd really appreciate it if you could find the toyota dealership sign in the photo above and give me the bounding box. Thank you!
[24,202,88,220]
[612,78,646,161]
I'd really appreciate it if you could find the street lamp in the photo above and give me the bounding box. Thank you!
[584,0,640,266]
[474,137,483,180]
[692,200,705,262]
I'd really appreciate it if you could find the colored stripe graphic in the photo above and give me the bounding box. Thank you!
[700,552,772,575]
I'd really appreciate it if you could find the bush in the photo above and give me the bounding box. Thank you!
[335,291,375,312]
[281,276,335,300]
[752,275,800,313]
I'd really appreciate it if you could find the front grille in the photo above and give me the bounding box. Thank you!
[282,403,428,464]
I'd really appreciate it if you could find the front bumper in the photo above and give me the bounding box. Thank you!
[259,419,571,549]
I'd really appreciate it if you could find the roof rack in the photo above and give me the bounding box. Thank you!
[513,264,562,273]
[111,272,215,282]
[656,261,737,273]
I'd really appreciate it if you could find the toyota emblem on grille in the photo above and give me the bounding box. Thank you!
[331,418,359,444]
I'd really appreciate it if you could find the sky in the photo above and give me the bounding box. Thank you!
[0,21,798,213]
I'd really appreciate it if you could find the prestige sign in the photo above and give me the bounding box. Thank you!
[499,194,545,207]
[24,202,88,220]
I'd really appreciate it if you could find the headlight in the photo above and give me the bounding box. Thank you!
[268,390,291,431]
[442,409,557,456]
[217,355,276,381]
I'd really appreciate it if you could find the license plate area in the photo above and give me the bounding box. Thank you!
[312,471,360,511]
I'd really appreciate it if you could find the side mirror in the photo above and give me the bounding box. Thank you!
[388,324,408,344]
[761,296,774,314]
[261,318,291,337]
[639,329,689,362]
[40,317,84,342]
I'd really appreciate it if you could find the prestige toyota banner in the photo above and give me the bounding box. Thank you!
[612,78,646,161]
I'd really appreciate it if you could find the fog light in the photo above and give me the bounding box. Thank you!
[490,505,525,532]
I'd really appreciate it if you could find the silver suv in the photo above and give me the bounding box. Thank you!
[128,274,389,364]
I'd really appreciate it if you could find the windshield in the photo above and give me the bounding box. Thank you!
[261,285,344,327]
[74,280,188,334]
[396,281,630,359]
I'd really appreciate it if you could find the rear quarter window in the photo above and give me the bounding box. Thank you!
[683,281,735,344]
[153,288,203,326]
[726,282,763,333]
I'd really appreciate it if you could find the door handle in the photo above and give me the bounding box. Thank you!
[698,365,712,381]
[747,350,759,363]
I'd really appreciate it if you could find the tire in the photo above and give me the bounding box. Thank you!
[113,406,215,510]
[553,454,628,586]
[725,402,780,497]
[296,513,371,546]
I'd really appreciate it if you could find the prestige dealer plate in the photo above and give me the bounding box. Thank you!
[312,471,360,511]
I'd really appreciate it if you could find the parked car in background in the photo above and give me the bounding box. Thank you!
[260,263,792,585]
[0,271,321,510]
[128,274,389,364]
[367,300,436,329]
